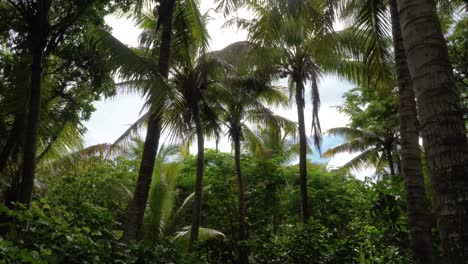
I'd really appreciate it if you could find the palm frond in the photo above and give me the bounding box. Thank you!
[173,226,225,251]
[111,111,149,151]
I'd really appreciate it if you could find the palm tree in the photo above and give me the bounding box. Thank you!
[232,0,338,223]
[210,57,295,263]
[143,143,224,249]
[121,0,176,242]
[94,0,207,242]
[388,0,435,261]
[323,127,398,177]
[340,0,436,261]
[396,0,468,260]
[143,144,182,243]
[164,54,223,251]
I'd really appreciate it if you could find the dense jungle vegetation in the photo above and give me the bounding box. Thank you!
[0,0,467,263]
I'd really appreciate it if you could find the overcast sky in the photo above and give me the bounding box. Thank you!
[83,1,374,178]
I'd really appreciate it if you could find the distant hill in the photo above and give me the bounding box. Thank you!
[209,41,252,69]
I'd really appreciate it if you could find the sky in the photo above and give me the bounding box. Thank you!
[83,1,374,178]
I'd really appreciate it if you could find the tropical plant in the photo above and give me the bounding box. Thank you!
[165,53,225,251]
[243,127,299,233]
[121,0,176,242]
[92,0,208,242]
[0,0,122,207]
[143,144,184,242]
[323,127,399,177]
[141,143,225,251]
[227,0,341,223]
[323,86,399,176]
[396,0,468,260]
[209,53,295,262]
[339,0,436,260]
[447,16,468,123]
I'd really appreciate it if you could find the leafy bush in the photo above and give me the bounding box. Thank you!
[0,200,185,264]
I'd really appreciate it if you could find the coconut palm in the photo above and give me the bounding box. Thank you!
[323,127,398,177]
[396,0,468,260]
[139,144,181,243]
[226,0,341,224]
[121,0,176,243]
[209,62,295,263]
[93,0,208,242]
[163,54,224,251]
[244,127,300,165]
[387,1,436,261]
[339,0,440,261]
[143,144,224,249]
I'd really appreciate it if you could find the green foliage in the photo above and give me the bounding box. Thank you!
[174,149,412,263]
[0,175,185,264]
[0,141,414,263]
[0,200,124,263]
[40,156,137,220]
[324,86,400,175]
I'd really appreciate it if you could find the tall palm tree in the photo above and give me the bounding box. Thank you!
[211,64,295,263]
[340,0,436,261]
[122,0,176,242]
[95,0,207,242]
[164,54,223,251]
[231,0,338,223]
[396,0,468,261]
[388,0,435,261]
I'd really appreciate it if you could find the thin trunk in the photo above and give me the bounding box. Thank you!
[270,184,279,235]
[397,0,468,261]
[233,130,249,264]
[389,1,436,262]
[272,207,279,235]
[295,78,309,223]
[386,147,396,176]
[121,0,175,242]
[189,103,204,252]
[17,2,49,205]
[122,112,161,242]
[17,49,42,206]
[396,153,402,175]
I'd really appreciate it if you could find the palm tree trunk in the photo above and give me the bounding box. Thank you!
[396,0,468,261]
[389,1,436,262]
[385,147,396,177]
[189,103,205,252]
[122,112,161,242]
[121,0,175,242]
[295,78,309,223]
[233,129,249,264]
